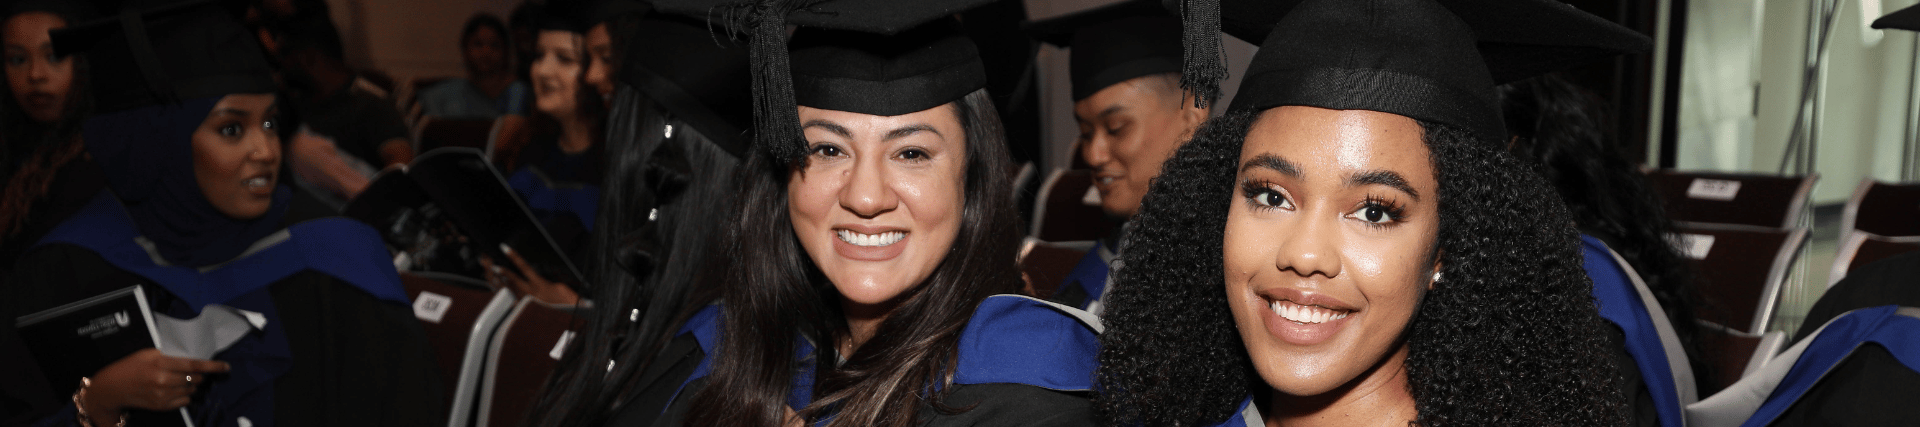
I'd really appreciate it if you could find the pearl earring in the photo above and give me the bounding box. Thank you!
[1432,271,1443,283]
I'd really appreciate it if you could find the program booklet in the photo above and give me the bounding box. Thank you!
[15,285,194,427]
[343,147,586,290]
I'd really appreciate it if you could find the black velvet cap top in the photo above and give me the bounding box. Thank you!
[1872,3,1920,31]
[50,0,275,114]
[1184,0,1649,142]
[652,0,994,163]
[1027,1,1183,101]
[531,0,593,32]
[619,13,754,156]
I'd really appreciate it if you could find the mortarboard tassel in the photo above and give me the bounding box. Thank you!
[1175,0,1225,108]
[723,0,811,165]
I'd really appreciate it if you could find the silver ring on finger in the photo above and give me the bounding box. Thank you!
[184,374,195,388]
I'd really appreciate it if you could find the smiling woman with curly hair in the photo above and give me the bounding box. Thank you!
[1092,0,1651,425]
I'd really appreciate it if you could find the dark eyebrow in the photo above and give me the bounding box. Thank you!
[208,108,252,118]
[1240,153,1301,178]
[802,119,852,139]
[1073,105,1126,125]
[1349,170,1421,202]
[884,124,940,141]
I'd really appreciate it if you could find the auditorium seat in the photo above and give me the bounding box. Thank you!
[415,116,503,156]
[1841,179,1920,237]
[1672,223,1808,335]
[399,272,517,427]
[1696,325,1787,395]
[1828,231,1920,288]
[475,296,586,427]
[1018,238,1094,300]
[1031,169,1120,242]
[1646,170,1816,229]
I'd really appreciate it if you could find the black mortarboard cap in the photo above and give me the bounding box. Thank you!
[1872,3,1920,31]
[619,13,753,156]
[1171,0,1648,142]
[652,0,994,164]
[531,0,593,32]
[50,0,275,114]
[1027,0,1183,101]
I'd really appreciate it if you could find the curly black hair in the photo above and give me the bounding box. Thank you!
[1094,108,1628,426]
[1497,74,1708,388]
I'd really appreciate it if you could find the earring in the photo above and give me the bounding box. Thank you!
[1431,271,1443,283]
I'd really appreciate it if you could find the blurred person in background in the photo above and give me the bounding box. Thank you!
[418,13,529,119]
[1,2,440,425]
[1498,73,1708,426]
[0,0,100,280]
[487,0,604,307]
[1026,1,1205,314]
[269,12,412,205]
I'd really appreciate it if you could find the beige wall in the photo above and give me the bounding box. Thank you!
[1679,0,1920,204]
[328,0,521,80]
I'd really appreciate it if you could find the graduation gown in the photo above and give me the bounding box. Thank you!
[614,295,1099,426]
[0,156,106,282]
[1688,305,1920,426]
[0,192,444,427]
[1048,241,1112,313]
[1581,235,1695,427]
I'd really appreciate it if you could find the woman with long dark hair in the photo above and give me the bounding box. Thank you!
[631,0,1102,426]
[491,0,609,306]
[0,0,99,277]
[522,11,753,426]
[1,3,440,425]
[1094,0,1646,425]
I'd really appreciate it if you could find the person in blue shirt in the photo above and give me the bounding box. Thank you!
[417,13,530,119]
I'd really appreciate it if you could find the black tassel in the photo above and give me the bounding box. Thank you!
[1177,0,1225,108]
[722,0,808,165]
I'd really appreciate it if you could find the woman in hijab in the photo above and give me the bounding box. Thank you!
[0,2,440,425]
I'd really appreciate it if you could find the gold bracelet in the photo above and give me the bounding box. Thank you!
[72,377,127,427]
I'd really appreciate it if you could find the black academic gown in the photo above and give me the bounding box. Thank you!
[0,156,106,282]
[1768,251,1920,426]
[0,191,444,427]
[613,295,1097,427]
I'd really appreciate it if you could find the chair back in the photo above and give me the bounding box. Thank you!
[1031,169,1119,242]
[1841,179,1920,237]
[1018,238,1095,300]
[1673,223,1809,334]
[399,272,516,427]
[475,297,584,427]
[1647,170,1816,229]
[1829,231,1920,288]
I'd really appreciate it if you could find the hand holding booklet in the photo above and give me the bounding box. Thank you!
[15,285,264,427]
